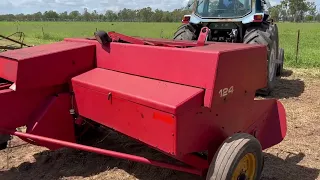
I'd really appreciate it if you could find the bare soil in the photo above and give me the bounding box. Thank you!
[0,68,319,180]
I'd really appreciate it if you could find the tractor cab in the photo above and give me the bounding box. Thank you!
[184,0,269,24]
[194,0,252,18]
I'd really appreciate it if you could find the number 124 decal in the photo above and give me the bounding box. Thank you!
[219,86,234,97]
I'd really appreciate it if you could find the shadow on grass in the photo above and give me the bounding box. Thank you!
[0,128,319,180]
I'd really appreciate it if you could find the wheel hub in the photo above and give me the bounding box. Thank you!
[232,153,256,180]
[238,173,247,180]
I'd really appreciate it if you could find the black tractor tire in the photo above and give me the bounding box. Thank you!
[173,23,197,41]
[0,141,8,150]
[206,133,263,180]
[0,134,10,150]
[276,48,284,76]
[270,23,279,59]
[244,23,277,95]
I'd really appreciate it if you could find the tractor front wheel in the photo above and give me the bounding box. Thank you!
[173,24,197,41]
[206,133,263,180]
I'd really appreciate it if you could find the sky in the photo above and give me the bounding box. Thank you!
[0,0,318,15]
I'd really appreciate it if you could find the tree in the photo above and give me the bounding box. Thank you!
[269,5,281,21]
[43,10,59,21]
[0,4,317,22]
[69,11,81,21]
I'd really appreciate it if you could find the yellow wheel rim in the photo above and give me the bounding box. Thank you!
[232,153,256,180]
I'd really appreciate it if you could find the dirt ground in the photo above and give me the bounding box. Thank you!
[0,68,319,180]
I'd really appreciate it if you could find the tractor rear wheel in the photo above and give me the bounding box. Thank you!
[206,133,263,180]
[244,23,277,95]
[276,48,284,76]
[173,24,197,41]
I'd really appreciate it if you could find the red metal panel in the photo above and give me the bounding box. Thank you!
[94,43,217,108]
[72,84,177,155]
[0,41,95,91]
[63,38,218,108]
[95,43,218,89]
[175,98,287,156]
[71,68,204,114]
[63,38,266,108]
[246,99,287,150]
[0,57,18,82]
[71,68,204,155]
[25,93,76,150]
[0,87,65,130]
[0,41,92,60]
[210,46,267,107]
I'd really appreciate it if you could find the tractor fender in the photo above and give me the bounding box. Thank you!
[173,23,198,41]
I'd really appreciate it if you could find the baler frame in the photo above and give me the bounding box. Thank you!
[0,32,32,52]
[0,29,287,180]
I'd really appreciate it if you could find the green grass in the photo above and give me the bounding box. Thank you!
[1,21,320,68]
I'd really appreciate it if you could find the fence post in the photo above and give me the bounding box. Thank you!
[295,29,300,64]
[42,27,45,37]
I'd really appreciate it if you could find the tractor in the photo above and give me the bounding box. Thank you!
[173,0,284,95]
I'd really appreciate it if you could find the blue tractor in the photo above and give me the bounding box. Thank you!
[173,0,284,95]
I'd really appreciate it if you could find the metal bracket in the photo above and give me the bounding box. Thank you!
[197,27,210,46]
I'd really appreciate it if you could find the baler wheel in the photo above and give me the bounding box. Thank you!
[206,133,263,180]
[0,141,7,150]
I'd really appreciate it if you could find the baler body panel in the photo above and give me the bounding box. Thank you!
[0,41,97,149]
[67,38,276,156]
[71,68,205,155]
[78,40,266,108]
[0,41,95,91]
[0,35,287,176]
[0,57,18,83]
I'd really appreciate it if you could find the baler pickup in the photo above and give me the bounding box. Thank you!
[0,29,287,180]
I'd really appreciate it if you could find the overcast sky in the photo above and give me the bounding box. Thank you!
[0,0,317,15]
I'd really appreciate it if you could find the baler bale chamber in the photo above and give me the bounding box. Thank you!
[0,28,287,180]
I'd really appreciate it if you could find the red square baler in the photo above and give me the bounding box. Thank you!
[0,29,287,180]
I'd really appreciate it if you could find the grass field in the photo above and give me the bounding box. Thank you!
[1,21,320,68]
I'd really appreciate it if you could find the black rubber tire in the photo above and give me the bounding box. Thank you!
[173,24,197,41]
[0,141,8,150]
[244,23,277,95]
[206,133,263,180]
[0,134,10,150]
[276,48,284,76]
[271,24,279,59]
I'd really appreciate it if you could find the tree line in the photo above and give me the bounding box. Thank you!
[268,0,319,22]
[0,1,319,23]
[0,7,192,22]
